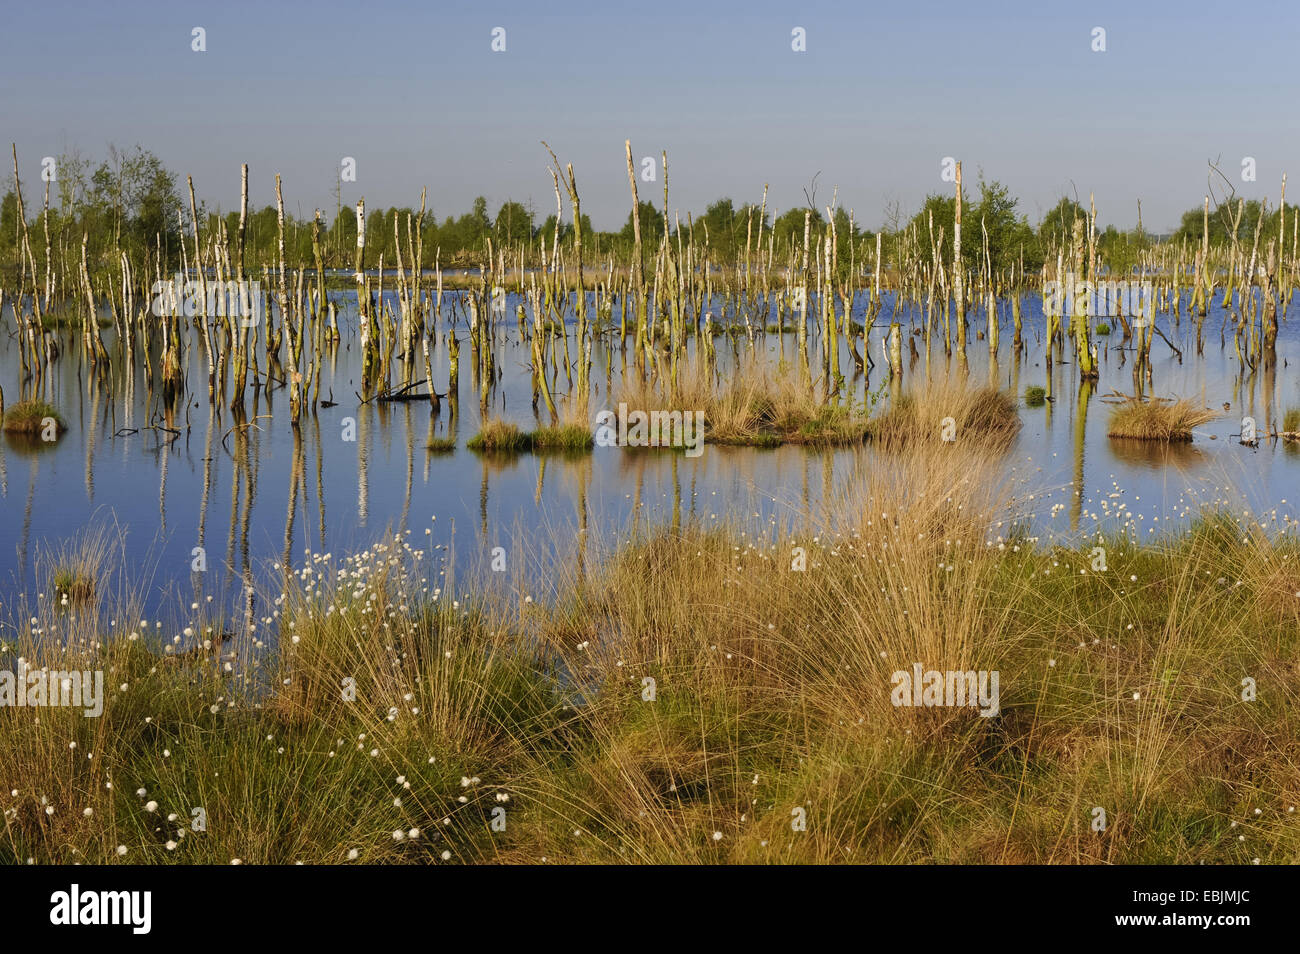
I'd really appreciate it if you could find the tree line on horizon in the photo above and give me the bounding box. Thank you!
[4,144,1297,286]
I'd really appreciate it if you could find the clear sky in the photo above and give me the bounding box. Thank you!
[1,0,1294,232]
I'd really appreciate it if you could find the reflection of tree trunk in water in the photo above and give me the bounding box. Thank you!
[239,428,255,582]
[282,427,303,577]
[688,463,698,522]
[424,408,434,484]
[357,408,369,525]
[159,418,169,534]
[225,433,241,589]
[20,459,38,587]
[196,406,215,605]
[480,459,489,541]
[577,457,589,583]
[1262,349,1275,435]
[1245,366,1258,437]
[401,405,413,530]
[1071,379,1092,534]
[248,390,264,553]
[670,453,681,534]
[535,456,546,505]
[224,420,256,594]
[605,336,614,397]
[85,380,101,502]
[312,416,326,554]
[1011,348,1021,403]
[129,338,141,432]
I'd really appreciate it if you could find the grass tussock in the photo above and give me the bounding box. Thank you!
[426,437,457,453]
[467,420,594,454]
[617,355,868,448]
[530,424,595,452]
[467,420,531,453]
[1024,386,1046,408]
[1107,398,1216,442]
[867,380,1020,450]
[1283,408,1300,435]
[41,528,116,609]
[2,400,66,436]
[52,570,95,606]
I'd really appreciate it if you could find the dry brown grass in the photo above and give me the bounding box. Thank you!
[616,355,868,447]
[1107,398,1217,442]
[866,379,1021,450]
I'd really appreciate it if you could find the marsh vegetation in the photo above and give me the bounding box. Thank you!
[3,142,1300,864]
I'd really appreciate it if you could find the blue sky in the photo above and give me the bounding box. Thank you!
[1,0,1294,232]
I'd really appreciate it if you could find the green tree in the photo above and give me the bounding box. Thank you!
[972,178,1037,274]
[493,200,534,244]
[772,207,822,255]
[0,191,17,260]
[1038,197,1087,253]
[620,200,662,247]
[88,144,180,265]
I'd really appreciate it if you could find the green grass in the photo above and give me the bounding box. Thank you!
[466,421,533,453]
[707,431,784,448]
[426,437,457,453]
[1284,408,1300,434]
[1095,322,1111,335]
[1024,386,1046,407]
[52,568,95,605]
[2,399,66,436]
[466,420,593,454]
[530,424,594,452]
